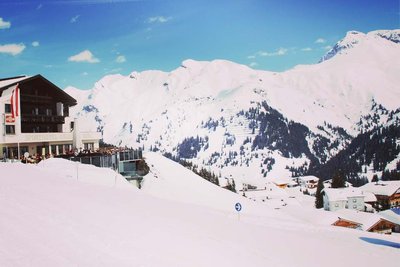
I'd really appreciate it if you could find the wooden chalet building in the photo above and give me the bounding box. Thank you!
[360,181,400,210]
[333,209,399,234]
[0,75,100,159]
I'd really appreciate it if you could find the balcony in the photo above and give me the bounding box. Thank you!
[21,114,65,124]
[21,94,53,104]
[3,131,101,144]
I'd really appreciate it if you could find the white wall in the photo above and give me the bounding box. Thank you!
[347,196,365,211]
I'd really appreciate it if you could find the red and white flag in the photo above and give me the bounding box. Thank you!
[10,83,19,118]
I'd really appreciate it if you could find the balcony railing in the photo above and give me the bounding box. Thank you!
[21,94,53,104]
[21,114,65,124]
[3,131,101,144]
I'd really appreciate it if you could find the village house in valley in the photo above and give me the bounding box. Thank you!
[298,175,319,189]
[322,187,375,212]
[332,209,399,234]
[0,75,101,159]
[360,181,400,210]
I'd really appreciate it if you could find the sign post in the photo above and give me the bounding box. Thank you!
[235,202,242,221]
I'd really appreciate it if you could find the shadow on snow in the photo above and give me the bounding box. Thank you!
[359,237,400,249]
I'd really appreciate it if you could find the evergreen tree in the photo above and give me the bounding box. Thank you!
[231,179,236,193]
[331,171,346,188]
[315,179,324,209]
[371,174,379,183]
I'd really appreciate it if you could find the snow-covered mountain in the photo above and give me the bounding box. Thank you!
[319,30,400,62]
[67,29,400,187]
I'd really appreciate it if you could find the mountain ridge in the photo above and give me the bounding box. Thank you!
[66,29,400,186]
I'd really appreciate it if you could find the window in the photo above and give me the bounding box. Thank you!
[5,104,11,113]
[335,203,339,207]
[353,199,357,203]
[84,143,94,152]
[70,121,74,131]
[63,105,69,117]
[51,145,57,155]
[353,205,357,209]
[5,125,15,134]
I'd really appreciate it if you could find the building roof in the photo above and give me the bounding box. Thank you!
[378,209,400,225]
[323,179,353,188]
[360,181,400,197]
[0,75,76,106]
[335,209,387,231]
[0,76,28,89]
[323,187,364,202]
[273,177,292,186]
[297,175,320,182]
[363,191,377,202]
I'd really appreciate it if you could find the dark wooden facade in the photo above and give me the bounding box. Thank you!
[18,75,76,133]
[367,219,396,234]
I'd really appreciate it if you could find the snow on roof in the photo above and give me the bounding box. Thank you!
[360,181,400,196]
[297,175,319,182]
[272,176,293,185]
[0,76,29,90]
[334,209,383,231]
[363,191,377,202]
[323,187,364,202]
[378,209,400,225]
[323,179,353,187]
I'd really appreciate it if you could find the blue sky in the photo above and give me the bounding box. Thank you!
[1,0,399,89]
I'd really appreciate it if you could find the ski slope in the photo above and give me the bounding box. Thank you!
[0,155,399,266]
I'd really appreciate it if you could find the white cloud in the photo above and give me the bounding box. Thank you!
[115,55,126,63]
[36,4,43,10]
[301,47,312,52]
[0,43,26,56]
[249,62,258,67]
[68,50,100,63]
[70,15,80,23]
[32,41,40,47]
[258,47,288,57]
[324,45,332,50]
[315,38,326,44]
[0,17,11,29]
[147,16,172,23]
[82,72,89,76]
[247,55,256,59]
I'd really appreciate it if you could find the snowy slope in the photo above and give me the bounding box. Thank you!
[66,29,400,183]
[1,158,400,267]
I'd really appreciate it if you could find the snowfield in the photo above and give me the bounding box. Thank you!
[1,154,399,267]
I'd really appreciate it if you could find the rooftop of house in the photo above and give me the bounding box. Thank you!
[360,181,400,197]
[335,209,394,231]
[0,75,76,106]
[297,175,320,182]
[363,191,377,203]
[379,209,400,225]
[323,187,365,202]
[0,76,29,90]
[323,179,353,188]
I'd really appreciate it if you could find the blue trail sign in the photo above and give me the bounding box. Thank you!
[235,202,242,212]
